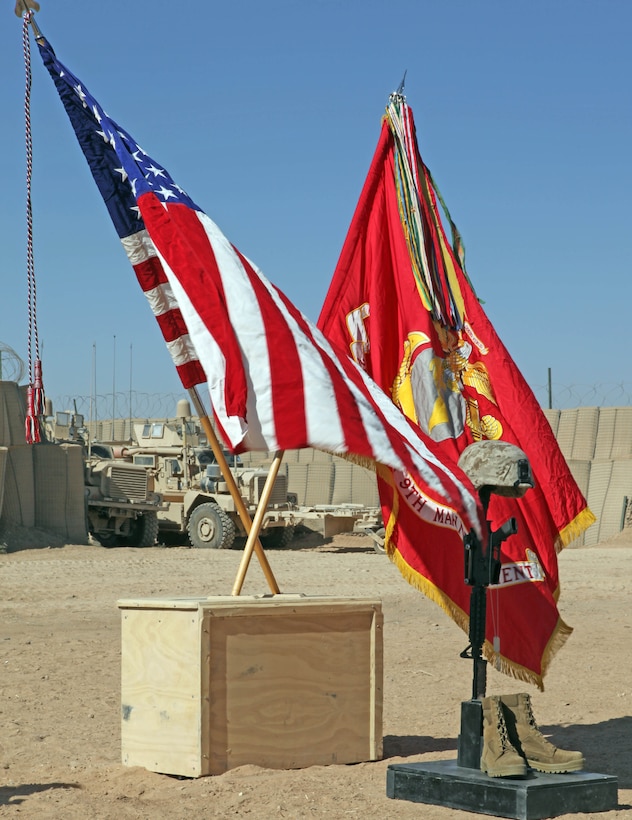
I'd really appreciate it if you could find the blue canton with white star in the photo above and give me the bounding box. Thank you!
[38,38,200,240]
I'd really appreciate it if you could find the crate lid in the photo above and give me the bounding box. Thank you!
[117,593,382,613]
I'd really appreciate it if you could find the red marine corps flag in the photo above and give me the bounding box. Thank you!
[35,36,488,577]
[319,92,596,689]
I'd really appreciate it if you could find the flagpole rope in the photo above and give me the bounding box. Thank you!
[22,12,45,443]
[23,14,37,382]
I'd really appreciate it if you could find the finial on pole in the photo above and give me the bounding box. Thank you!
[15,0,43,39]
[389,70,407,105]
[396,70,407,96]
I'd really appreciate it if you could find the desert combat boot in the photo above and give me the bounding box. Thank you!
[500,693,584,773]
[480,695,527,778]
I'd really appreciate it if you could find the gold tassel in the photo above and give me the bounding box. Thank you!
[556,507,597,551]
[385,544,573,692]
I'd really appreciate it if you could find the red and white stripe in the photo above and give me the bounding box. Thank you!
[121,228,207,390]
[130,191,483,536]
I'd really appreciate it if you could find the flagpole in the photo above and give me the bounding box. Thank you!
[187,386,280,595]
[231,450,284,596]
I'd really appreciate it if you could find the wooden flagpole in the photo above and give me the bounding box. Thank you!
[232,450,284,596]
[187,386,280,595]
[21,4,282,595]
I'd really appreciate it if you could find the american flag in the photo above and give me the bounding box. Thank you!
[37,36,485,542]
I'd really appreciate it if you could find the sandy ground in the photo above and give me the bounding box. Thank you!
[0,527,630,819]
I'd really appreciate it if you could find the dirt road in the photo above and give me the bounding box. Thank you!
[1,530,630,818]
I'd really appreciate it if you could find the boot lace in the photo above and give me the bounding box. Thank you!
[495,701,513,751]
[525,701,556,750]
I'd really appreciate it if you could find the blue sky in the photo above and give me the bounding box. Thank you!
[1,1,630,416]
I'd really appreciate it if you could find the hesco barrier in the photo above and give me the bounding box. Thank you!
[0,382,88,545]
[60,403,632,547]
[244,408,632,546]
[543,407,632,545]
[239,449,380,510]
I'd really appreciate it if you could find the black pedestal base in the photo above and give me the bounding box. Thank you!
[386,759,618,819]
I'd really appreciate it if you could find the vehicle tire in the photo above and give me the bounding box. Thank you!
[231,536,247,551]
[372,527,386,554]
[125,511,159,548]
[260,526,294,549]
[187,503,236,549]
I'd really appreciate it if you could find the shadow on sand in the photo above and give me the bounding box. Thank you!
[0,782,81,807]
[541,716,632,788]
[383,734,457,758]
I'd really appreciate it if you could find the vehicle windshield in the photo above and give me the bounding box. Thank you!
[194,448,242,468]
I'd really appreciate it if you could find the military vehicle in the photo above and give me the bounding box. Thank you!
[44,407,165,547]
[117,401,300,549]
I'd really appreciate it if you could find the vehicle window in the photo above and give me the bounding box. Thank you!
[167,459,182,476]
[133,455,156,467]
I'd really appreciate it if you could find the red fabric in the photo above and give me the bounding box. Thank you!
[136,195,249,417]
[318,109,594,687]
[131,252,207,390]
[37,34,488,566]
[137,195,485,551]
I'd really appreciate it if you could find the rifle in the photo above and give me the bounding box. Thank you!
[462,501,517,700]
[455,440,534,769]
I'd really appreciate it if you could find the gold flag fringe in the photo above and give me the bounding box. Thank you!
[385,543,573,691]
[370,465,590,690]
[482,617,573,692]
[386,543,470,634]
[317,449,378,475]
[556,506,597,552]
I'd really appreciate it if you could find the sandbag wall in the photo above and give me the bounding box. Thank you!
[43,403,632,546]
[0,381,88,545]
[543,407,632,546]
[240,448,380,509]
[242,407,632,546]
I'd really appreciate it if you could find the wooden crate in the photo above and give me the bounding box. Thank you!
[118,594,383,777]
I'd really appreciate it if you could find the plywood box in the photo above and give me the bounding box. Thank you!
[118,594,383,777]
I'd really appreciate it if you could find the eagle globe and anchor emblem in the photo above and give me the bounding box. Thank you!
[390,320,503,446]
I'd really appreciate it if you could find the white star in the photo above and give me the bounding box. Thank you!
[74,84,88,107]
[130,205,141,219]
[92,105,102,124]
[157,186,177,200]
[98,128,117,149]
[146,164,166,179]
[114,167,128,182]
[130,178,139,196]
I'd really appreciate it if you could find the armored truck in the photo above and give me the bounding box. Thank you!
[44,408,164,547]
[83,449,163,547]
[119,414,300,549]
